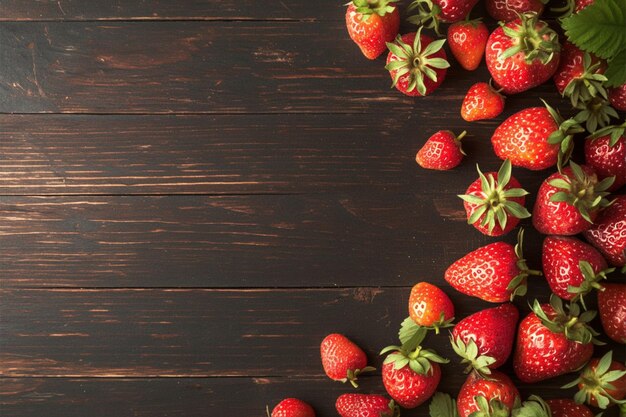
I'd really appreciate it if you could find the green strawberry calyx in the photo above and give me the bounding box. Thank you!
[450,336,497,377]
[406,0,443,35]
[510,395,551,417]
[499,12,560,65]
[563,53,608,108]
[384,400,402,417]
[574,96,619,133]
[344,365,377,388]
[385,27,450,96]
[541,99,585,171]
[469,395,516,417]
[458,159,531,234]
[349,0,397,21]
[562,350,626,409]
[429,392,459,417]
[567,260,615,310]
[508,228,543,301]
[531,295,602,344]
[588,120,626,147]
[380,325,449,375]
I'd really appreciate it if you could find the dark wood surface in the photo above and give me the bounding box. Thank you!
[0,1,623,416]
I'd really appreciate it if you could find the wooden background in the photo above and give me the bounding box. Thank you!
[0,1,623,416]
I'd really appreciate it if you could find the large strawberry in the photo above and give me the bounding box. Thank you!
[408,282,455,333]
[445,229,541,302]
[407,0,478,35]
[457,370,521,417]
[513,296,597,383]
[447,19,488,71]
[385,28,450,97]
[450,303,519,375]
[533,162,614,235]
[416,130,466,171]
[485,13,560,95]
[458,159,530,236]
[491,101,584,171]
[486,0,547,22]
[553,41,607,107]
[336,394,400,417]
[585,122,626,191]
[320,334,375,387]
[345,1,400,60]
[583,194,626,268]
[461,82,506,121]
[609,83,626,111]
[513,395,594,417]
[598,283,626,344]
[269,398,315,417]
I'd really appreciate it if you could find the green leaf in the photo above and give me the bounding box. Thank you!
[605,48,626,87]
[429,393,459,417]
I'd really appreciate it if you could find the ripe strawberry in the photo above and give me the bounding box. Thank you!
[533,162,614,236]
[553,41,607,107]
[608,83,626,111]
[456,370,521,417]
[386,29,449,97]
[416,130,466,170]
[514,395,594,417]
[458,159,530,236]
[542,235,613,307]
[461,82,505,121]
[408,282,455,333]
[320,334,375,388]
[585,122,626,191]
[380,327,448,408]
[513,296,596,383]
[407,0,479,35]
[485,13,560,95]
[583,194,626,268]
[445,229,541,302]
[335,394,399,417]
[447,19,488,71]
[491,101,584,171]
[268,398,315,417]
[598,283,626,344]
[345,1,400,60]
[450,303,519,375]
[563,350,626,409]
[486,0,547,22]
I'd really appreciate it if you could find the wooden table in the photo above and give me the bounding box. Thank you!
[0,1,623,416]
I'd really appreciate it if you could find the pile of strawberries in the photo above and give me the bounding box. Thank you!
[268,0,625,416]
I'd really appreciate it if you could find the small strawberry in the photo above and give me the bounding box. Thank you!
[514,395,594,417]
[461,82,506,121]
[457,370,521,417]
[486,0,547,22]
[320,334,375,388]
[583,194,626,268]
[553,41,607,107]
[598,283,626,344]
[585,122,626,191]
[336,394,400,417]
[458,159,530,236]
[450,303,519,375]
[445,229,541,302]
[563,350,626,409]
[407,0,478,35]
[268,398,315,417]
[513,296,597,383]
[386,29,450,97]
[609,83,626,112]
[416,130,466,170]
[553,0,595,17]
[447,19,489,71]
[408,282,455,333]
[345,1,400,60]
[485,13,561,95]
[533,162,614,236]
[491,100,584,171]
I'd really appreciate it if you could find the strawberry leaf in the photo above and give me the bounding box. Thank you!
[429,393,459,417]
[605,48,626,87]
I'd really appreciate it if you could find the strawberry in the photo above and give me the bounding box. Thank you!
[407,0,478,35]
[320,334,375,387]
[447,19,489,71]
[486,0,547,22]
[598,283,626,344]
[268,398,315,417]
[585,122,626,191]
[563,350,626,409]
[485,13,560,95]
[450,303,519,375]
[408,282,455,333]
[553,41,607,107]
[445,229,541,302]
[380,327,448,408]
[335,394,399,417]
[491,101,584,171]
[553,0,595,17]
[514,395,594,417]
[583,194,626,268]
[386,29,449,97]
[456,370,521,417]
[608,83,626,112]
[461,82,505,121]
[542,235,614,307]
[513,296,597,383]
[458,159,530,236]
[345,1,400,60]
[416,130,466,170]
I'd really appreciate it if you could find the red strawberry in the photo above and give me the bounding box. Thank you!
[458,159,530,236]
[416,130,466,170]
[335,394,399,417]
[608,83,626,111]
[407,0,479,35]
[408,282,455,333]
[456,370,521,417]
[445,229,541,302]
[515,395,594,417]
[450,303,519,375]
[598,283,626,344]
[553,41,607,107]
[485,13,560,95]
[513,296,596,383]
[533,162,614,236]
[269,398,315,417]
[486,0,547,22]
[583,194,626,268]
[585,122,626,191]
[447,19,489,71]
[345,1,400,60]
[386,29,449,97]
[461,82,505,121]
[320,334,375,387]
[491,101,584,171]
